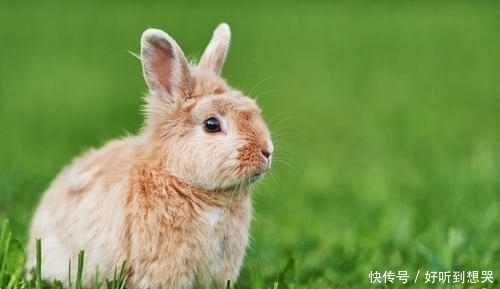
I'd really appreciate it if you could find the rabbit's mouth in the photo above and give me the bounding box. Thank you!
[250,172,264,182]
[250,155,272,181]
[228,172,265,190]
[248,165,270,183]
[196,153,272,191]
[220,168,269,191]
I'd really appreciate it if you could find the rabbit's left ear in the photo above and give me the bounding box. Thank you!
[141,28,191,100]
[198,23,231,75]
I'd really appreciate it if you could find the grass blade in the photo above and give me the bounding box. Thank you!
[0,231,10,286]
[75,250,84,289]
[6,266,23,289]
[0,220,10,285]
[35,238,42,289]
[68,259,72,289]
[107,261,127,289]
[91,266,102,289]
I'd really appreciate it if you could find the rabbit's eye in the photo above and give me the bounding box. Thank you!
[204,117,221,133]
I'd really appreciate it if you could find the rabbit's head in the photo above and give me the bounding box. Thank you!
[140,23,273,191]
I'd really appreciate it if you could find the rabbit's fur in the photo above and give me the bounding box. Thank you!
[26,23,273,289]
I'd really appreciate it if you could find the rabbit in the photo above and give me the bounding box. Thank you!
[26,23,273,289]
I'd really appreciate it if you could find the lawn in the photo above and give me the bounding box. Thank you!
[1,1,499,288]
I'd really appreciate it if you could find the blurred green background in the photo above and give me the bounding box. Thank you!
[1,1,499,288]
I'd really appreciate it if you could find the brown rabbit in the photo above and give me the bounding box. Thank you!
[26,23,273,289]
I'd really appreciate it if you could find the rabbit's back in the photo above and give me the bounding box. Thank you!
[26,137,143,285]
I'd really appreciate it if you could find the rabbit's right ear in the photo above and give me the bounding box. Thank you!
[199,23,231,75]
[141,29,191,101]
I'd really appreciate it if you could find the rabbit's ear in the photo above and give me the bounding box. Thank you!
[198,23,231,75]
[141,29,190,99]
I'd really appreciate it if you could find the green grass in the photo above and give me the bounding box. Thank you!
[1,1,500,288]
